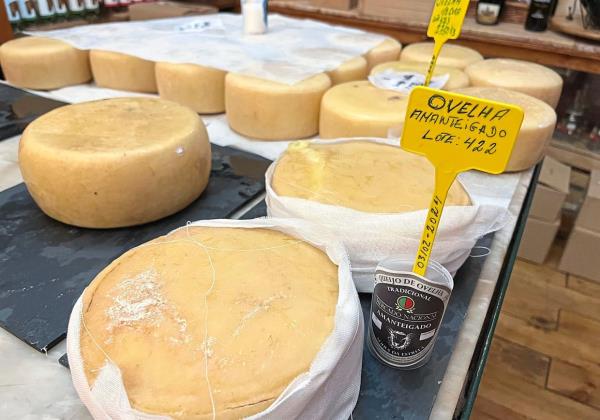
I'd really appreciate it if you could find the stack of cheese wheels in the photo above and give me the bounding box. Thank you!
[364,38,402,70]
[0,37,91,90]
[464,58,563,108]
[328,56,369,85]
[400,42,483,69]
[319,81,408,138]
[455,87,557,171]
[67,219,363,419]
[19,97,211,228]
[271,140,470,212]
[370,60,470,90]
[155,62,226,114]
[90,50,157,93]
[225,73,331,140]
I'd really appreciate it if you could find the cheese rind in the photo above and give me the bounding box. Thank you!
[225,73,331,140]
[0,37,91,90]
[454,87,557,171]
[156,62,226,114]
[370,60,470,90]
[365,38,402,70]
[400,42,483,69]
[80,226,338,419]
[319,81,408,138]
[464,58,563,108]
[90,50,157,93]
[19,98,211,228]
[328,56,368,85]
[273,140,471,213]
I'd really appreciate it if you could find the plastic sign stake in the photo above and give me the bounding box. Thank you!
[424,0,470,86]
[401,86,524,276]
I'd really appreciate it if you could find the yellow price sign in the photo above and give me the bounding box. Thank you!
[401,86,524,276]
[424,0,470,85]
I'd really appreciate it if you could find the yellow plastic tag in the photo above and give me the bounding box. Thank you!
[425,0,470,86]
[401,86,524,276]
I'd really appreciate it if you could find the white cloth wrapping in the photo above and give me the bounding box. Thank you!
[67,218,364,420]
[27,13,385,84]
[265,138,521,292]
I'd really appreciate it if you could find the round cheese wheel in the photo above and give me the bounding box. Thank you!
[370,60,470,90]
[319,81,408,138]
[19,98,211,228]
[79,225,338,418]
[400,42,483,69]
[364,38,402,70]
[155,62,226,114]
[273,140,471,213]
[464,58,563,108]
[455,87,557,171]
[0,37,91,90]
[328,56,368,85]
[90,50,157,93]
[225,73,331,140]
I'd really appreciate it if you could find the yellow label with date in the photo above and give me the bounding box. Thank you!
[427,0,471,40]
[401,86,524,275]
[424,0,470,85]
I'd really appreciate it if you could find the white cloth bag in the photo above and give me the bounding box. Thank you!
[265,138,512,292]
[67,218,364,420]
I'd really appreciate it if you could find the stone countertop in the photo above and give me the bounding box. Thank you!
[0,134,533,418]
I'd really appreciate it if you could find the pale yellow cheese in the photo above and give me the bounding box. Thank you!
[328,56,368,85]
[455,87,557,171]
[319,81,408,138]
[364,38,402,70]
[90,50,157,93]
[19,98,211,228]
[225,73,331,140]
[370,60,470,90]
[464,58,563,108]
[0,37,91,90]
[155,62,226,114]
[80,226,338,419]
[400,42,483,69]
[273,141,471,212]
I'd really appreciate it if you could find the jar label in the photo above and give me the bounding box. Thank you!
[369,269,451,367]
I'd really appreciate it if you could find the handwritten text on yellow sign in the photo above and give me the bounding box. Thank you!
[401,87,524,275]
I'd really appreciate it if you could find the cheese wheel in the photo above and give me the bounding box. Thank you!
[225,73,331,140]
[370,60,470,90]
[90,50,157,93]
[19,98,211,228]
[156,62,226,114]
[365,38,402,70]
[80,225,338,419]
[319,81,408,138]
[455,87,557,171]
[0,37,91,90]
[400,42,483,69]
[273,140,470,213]
[464,58,563,108]
[328,56,368,85]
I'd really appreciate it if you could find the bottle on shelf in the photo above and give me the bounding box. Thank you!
[525,0,555,31]
[476,0,505,25]
[4,0,21,29]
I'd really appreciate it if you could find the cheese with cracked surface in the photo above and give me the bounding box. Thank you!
[80,226,338,419]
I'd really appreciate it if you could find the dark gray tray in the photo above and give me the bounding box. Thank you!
[0,145,269,352]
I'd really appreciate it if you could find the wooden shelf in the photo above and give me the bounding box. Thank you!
[270,0,600,74]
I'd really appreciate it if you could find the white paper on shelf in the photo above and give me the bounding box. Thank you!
[26,13,386,84]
